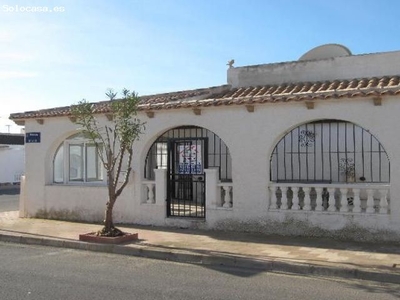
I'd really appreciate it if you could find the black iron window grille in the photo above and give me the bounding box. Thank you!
[270,120,390,183]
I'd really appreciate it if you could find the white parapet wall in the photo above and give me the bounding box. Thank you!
[228,50,400,87]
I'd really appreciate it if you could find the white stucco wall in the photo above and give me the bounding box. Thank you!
[0,145,24,183]
[19,93,400,241]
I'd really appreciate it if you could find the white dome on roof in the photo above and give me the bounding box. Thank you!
[299,44,352,61]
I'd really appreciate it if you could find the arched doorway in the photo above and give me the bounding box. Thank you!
[145,126,232,218]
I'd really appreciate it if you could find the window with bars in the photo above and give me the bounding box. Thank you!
[270,120,390,183]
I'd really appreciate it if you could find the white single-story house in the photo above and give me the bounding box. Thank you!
[0,133,24,185]
[10,44,400,241]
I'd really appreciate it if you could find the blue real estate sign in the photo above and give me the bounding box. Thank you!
[25,132,41,143]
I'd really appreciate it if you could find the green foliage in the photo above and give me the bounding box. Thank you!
[71,89,145,174]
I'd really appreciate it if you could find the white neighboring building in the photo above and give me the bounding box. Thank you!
[0,134,24,184]
[9,44,400,241]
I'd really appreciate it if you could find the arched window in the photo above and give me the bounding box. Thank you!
[53,133,105,184]
[270,120,390,183]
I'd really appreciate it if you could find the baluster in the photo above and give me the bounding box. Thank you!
[327,187,336,212]
[269,185,278,209]
[315,187,323,211]
[366,189,375,213]
[303,187,311,211]
[223,186,232,208]
[340,188,349,212]
[291,187,300,210]
[146,183,155,204]
[280,187,288,210]
[352,188,361,213]
[379,189,388,214]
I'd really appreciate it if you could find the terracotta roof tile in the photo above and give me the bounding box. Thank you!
[367,78,379,88]
[308,82,320,93]
[9,75,400,121]
[358,79,369,88]
[337,80,348,90]
[389,77,399,86]
[348,79,358,88]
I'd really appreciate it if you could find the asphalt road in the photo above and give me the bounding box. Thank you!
[0,242,398,300]
[0,187,19,212]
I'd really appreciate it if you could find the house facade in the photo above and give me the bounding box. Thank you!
[10,44,400,241]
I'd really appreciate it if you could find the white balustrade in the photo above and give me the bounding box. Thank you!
[353,188,361,213]
[268,182,390,215]
[142,181,155,204]
[315,187,323,212]
[223,186,232,208]
[218,182,233,208]
[291,187,300,210]
[340,188,349,212]
[327,187,336,212]
[143,170,233,209]
[303,187,311,211]
[366,189,375,213]
[379,189,388,214]
[269,185,278,209]
[280,187,288,210]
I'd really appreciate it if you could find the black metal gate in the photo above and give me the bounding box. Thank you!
[167,138,208,218]
[144,126,232,218]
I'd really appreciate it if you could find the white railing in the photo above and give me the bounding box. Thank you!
[142,180,155,204]
[142,168,233,209]
[268,182,390,214]
[217,182,233,208]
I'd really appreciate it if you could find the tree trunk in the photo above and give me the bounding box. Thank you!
[104,199,114,232]
[103,168,116,235]
[99,197,124,236]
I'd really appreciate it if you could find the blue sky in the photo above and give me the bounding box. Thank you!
[1,0,400,132]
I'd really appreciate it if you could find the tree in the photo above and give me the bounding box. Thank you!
[71,89,145,236]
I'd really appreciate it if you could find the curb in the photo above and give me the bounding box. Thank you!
[1,233,399,284]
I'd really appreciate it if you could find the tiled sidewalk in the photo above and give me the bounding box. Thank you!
[1,211,400,283]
